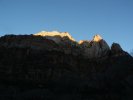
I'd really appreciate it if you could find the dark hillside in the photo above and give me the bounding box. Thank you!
[0,34,133,100]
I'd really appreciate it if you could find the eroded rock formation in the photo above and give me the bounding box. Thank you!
[0,31,133,100]
[34,31,75,43]
[79,35,110,58]
[34,31,110,58]
[111,43,123,54]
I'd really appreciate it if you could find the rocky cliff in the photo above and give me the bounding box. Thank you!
[34,31,110,58]
[0,31,133,100]
[79,34,110,58]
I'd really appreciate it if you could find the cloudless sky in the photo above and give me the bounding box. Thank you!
[0,0,133,52]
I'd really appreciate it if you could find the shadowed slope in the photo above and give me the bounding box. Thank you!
[0,32,133,100]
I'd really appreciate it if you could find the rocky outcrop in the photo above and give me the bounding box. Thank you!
[34,31,75,44]
[79,35,110,58]
[0,34,60,50]
[0,32,133,100]
[93,34,103,42]
[111,43,123,54]
[34,32,110,58]
[2,33,130,60]
[110,43,130,57]
[0,32,111,59]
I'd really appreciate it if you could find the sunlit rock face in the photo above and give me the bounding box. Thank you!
[79,35,110,58]
[0,31,111,59]
[34,31,110,58]
[93,34,102,42]
[0,32,133,100]
[34,31,75,44]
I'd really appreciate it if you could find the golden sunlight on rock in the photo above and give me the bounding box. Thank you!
[93,34,102,42]
[78,40,84,44]
[34,31,75,43]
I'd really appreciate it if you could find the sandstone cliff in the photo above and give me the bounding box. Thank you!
[34,31,75,43]
[0,32,133,100]
[79,35,110,58]
[34,31,110,58]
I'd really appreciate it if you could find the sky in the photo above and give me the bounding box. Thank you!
[0,0,133,52]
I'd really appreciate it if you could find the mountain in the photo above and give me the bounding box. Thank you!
[34,31,75,43]
[79,34,110,58]
[34,31,110,58]
[0,31,133,100]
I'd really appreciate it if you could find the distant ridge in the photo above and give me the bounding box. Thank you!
[33,31,110,58]
[34,31,75,43]
[0,31,127,58]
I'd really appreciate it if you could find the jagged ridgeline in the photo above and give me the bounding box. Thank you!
[0,31,111,58]
[0,31,133,100]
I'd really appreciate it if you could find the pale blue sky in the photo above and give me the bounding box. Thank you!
[0,0,133,52]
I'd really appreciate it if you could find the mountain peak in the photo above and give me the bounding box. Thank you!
[93,34,102,42]
[34,31,75,42]
[0,31,128,59]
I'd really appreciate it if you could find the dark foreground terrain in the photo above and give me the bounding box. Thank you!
[0,35,133,100]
